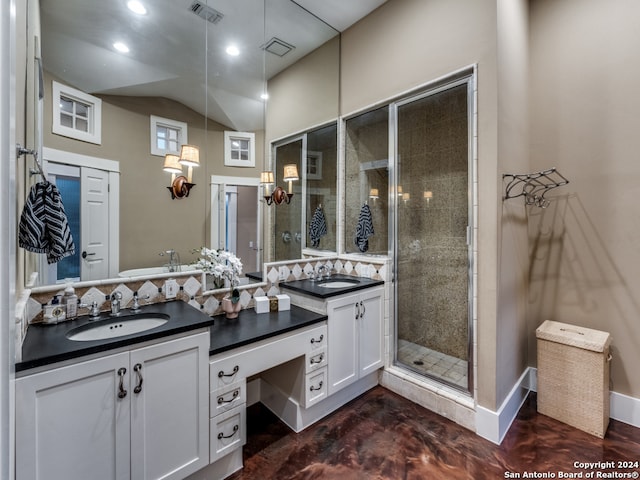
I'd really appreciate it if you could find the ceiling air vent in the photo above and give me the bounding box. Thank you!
[263,37,295,57]
[189,1,224,24]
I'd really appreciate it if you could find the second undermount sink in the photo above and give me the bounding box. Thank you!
[66,314,170,342]
[316,279,361,289]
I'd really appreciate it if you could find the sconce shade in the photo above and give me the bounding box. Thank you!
[424,191,433,199]
[283,164,299,182]
[402,192,410,201]
[179,144,200,167]
[260,171,275,184]
[397,185,403,196]
[369,188,379,198]
[163,154,183,174]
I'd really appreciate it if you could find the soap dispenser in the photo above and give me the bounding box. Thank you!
[63,283,78,319]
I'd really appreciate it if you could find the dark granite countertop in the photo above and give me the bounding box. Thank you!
[279,274,384,299]
[245,271,263,281]
[17,301,214,372]
[209,305,327,356]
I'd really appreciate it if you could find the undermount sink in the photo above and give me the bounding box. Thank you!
[317,280,360,289]
[66,314,170,342]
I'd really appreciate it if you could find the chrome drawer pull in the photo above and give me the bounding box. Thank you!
[217,424,239,440]
[117,367,127,399]
[217,389,240,405]
[310,334,324,344]
[218,365,239,378]
[310,353,324,365]
[310,381,323,392]
[133,363,143,394]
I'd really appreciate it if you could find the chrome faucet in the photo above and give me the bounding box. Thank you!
[110,292,122,316]
[160,249,181,272]
[316,265,329,280]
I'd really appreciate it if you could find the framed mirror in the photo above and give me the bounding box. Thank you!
[25,0,340,287]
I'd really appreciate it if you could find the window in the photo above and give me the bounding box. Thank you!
[52,81,102,144]
[224,131,255,167]
[150,115,188,157]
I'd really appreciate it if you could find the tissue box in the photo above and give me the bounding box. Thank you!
[276,294,290,311]
[254,296,270,314]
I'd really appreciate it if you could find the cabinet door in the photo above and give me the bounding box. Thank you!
[16,352,131,480]
[327,293,359,395]
[358,289,384,377]
[130,332,209,480]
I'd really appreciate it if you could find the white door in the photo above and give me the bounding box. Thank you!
[81,166,110,280]
[327,293,359,395]
[15,352,131,480]
[210,176,261,273]
[358,289,384,377]
[130,333,209,480]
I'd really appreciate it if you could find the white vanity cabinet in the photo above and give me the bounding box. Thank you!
[16,331,209,480]
[326,286,384,396]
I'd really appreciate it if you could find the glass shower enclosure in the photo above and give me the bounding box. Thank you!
[393,78,474,393]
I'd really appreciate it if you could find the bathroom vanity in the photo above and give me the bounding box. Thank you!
[15,277,384,480]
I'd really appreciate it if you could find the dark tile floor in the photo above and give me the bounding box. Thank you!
[229,386,640,480]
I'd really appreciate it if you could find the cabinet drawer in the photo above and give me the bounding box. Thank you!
[306,347,327,373]
[210,380,246,417]
[304,368,327,407]
[209,404,246,463]
[210,357,248,390]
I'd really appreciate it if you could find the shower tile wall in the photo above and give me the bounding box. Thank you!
[396,84,469,362]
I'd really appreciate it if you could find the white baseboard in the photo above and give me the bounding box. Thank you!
[476,367,640,445]
[529,367,640,429]
[475,367,533,445]
[610,391,640,428]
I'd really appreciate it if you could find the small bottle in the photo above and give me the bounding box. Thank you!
[64,283,78,319]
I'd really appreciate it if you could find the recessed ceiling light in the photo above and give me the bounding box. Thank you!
[113,42,130,53]
[226,45,240,56]
[127,0,147,15]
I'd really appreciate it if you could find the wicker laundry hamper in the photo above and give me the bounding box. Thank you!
[536,320,612,438]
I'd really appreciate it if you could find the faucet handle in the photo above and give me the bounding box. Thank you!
[112,291,122,300]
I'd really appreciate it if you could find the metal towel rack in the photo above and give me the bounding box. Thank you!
[502,168,569,208]
[16,144,47,182]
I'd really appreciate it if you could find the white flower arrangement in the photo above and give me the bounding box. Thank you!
[193,248,243,291]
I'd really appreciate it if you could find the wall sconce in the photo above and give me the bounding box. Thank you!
[423,190,433,206]
[164,144,199,199]
[402,192,410,204]
[397,185,403,197]
[261,164,299,205]
[369,188,379,203]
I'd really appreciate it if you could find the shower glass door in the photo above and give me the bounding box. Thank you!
[394,78,473,392]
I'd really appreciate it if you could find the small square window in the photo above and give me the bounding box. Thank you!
[224,131,255,167]
[52,81,102,144]
[150,116,188,157]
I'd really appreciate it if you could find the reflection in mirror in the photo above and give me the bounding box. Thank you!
[273,139,303,261]
[27,0,341,286]
[305,123,337,252]
[270,122,337,262]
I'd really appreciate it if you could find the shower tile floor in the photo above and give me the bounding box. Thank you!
[397,338,468,388]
